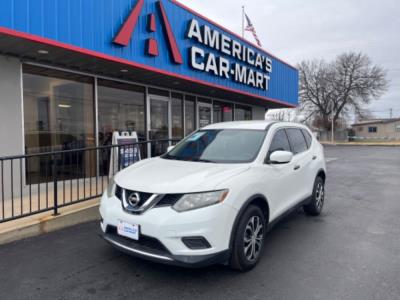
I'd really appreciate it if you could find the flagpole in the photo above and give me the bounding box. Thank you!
[241,6,245,38]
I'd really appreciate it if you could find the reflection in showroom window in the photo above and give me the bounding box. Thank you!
[23,65,95,183]
[97,79,145,175]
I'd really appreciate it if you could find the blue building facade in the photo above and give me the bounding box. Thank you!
[0,0,298,106]
[0,0,299,164]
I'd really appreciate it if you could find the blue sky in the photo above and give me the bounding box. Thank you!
[178,0,400,118]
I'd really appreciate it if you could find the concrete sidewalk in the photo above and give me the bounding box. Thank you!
[322,141,400,146]
[0,176,108,220]
[0,197,101,245]
[0,176,107,245]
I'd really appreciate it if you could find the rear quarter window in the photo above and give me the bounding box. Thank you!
[301,129,313,148]
[285,128,308,154]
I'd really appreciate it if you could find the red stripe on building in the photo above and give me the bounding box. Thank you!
[113,0,144,46]
[0,27,296,108]
[148,13,156,32]
[157,1,183,65]
[147,38,159,56]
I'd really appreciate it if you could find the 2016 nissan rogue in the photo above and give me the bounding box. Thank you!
[100,121,326,271]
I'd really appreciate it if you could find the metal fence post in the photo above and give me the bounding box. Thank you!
[53,154,59,216]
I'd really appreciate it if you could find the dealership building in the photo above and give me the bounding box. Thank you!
[0,0,298,160]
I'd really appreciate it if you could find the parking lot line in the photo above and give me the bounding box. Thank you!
[326,157,338,163]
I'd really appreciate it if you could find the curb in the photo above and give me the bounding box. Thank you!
[321,143,400,147]
[0,202,101,245]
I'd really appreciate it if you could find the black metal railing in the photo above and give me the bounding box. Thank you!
[0,139,179,224]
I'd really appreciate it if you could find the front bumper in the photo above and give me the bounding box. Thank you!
[101,224,230,267]
[99,192,237,267]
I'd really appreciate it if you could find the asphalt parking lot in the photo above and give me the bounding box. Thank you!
[0,145,399,300]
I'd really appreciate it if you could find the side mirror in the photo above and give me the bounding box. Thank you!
[167,145,175,152]
[269,151,293,164]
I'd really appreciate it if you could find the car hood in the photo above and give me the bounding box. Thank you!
[114,157,250,194]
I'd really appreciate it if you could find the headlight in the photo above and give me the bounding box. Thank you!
[172,190,229,212]
[106,177,116,198]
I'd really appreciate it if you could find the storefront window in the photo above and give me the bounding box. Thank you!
[185,95,196,136]
[213,101,233,123]
[235,105,252,121]
[171,93,183,139]
[148,87,169,98]
[149,97,169,156]
[98,79,145,144]
[198,97,212,128]
[23,65,95,183]
[97,79,145,174]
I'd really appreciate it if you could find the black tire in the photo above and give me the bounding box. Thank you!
[303,176,325,216]
[229,205,266,271]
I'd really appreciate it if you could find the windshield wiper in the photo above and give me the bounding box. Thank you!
[192,158,216,163]
[164,155,185,161]
[163,155,215,163]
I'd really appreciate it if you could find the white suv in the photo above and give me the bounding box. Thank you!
[100,121,326,271]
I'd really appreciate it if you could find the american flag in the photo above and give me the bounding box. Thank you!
[245,13,262,47]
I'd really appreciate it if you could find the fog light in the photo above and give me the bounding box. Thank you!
[182,237,211,249]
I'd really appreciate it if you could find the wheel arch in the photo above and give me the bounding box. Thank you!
[228,194,270,251]
[317,168,326,183]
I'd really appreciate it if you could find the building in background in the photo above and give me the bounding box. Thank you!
[351,118,400,140]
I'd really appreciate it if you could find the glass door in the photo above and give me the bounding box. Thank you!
[149,95,170,156]
[97,79,145,175]
[198,102,213,128]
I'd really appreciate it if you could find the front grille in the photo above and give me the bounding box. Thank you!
[106,225,170,256]
[124,189,153,207]
[115,185,123,200]
[115,186,183,210]
[115,185,153,208]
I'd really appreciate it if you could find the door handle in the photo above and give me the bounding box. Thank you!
[312,155,317,160]
[294,165,301,170]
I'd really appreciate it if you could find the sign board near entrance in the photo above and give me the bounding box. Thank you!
[109,132,141,178]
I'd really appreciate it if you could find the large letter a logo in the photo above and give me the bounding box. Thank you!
[113,0,183,65]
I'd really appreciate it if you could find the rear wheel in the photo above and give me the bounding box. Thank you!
[303,176,325,216]
[230,205,266,271]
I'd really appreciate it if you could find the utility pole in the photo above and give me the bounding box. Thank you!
[389,108,393,119]
[331,102,335,143]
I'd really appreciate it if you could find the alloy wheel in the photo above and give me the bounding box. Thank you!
[315,182,324,210]
[243,216,264,261]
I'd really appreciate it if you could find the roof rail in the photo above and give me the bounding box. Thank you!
[265,122,277,131]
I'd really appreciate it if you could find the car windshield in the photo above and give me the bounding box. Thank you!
[162,129,266,163]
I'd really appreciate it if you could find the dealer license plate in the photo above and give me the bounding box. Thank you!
[117,220,139,240]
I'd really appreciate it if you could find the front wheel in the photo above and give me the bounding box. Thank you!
[229,205,266,271]
[303,176,325,216]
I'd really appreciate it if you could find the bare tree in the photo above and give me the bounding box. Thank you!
[298,52,388,130]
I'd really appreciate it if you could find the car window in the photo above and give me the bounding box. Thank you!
[162,129,266,163]
[285,128,308,154]
[268,129,291,159]
[301,129,313,148]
